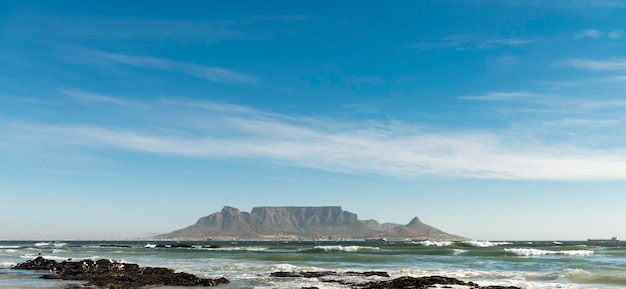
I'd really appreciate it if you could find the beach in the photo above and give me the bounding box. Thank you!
[1,240,625,288]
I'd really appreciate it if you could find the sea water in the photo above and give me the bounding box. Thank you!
[1,240,625,288]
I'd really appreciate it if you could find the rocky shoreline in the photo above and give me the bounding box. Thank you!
[12,257,229,288]
[13,257,522,289]
[271,271,522,289]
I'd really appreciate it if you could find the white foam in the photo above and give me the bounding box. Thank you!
[1,261,17,268]
[465,241,512,247]
[313,245,379,252]
[417,240,453,247]
[144,244,157,248]
[211,246,269,251]
[6,249,19,253]
[0,245,20,249]
[452,249,468,255]
[272,263,299,272]
[35,242,50,247]
[392,267,595,289]
[20,254,102,261]
[504,248,594,256]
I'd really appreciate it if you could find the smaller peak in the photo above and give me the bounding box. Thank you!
[407,217,423,226]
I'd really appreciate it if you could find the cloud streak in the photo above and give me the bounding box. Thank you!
[555,58,626,70]
[576,29,623,39]
[411,35,532,51]
[5,98,626,180]
[82,50,258,84]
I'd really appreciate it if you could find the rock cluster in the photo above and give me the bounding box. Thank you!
[271,271,522,289]
[12,257,229,288]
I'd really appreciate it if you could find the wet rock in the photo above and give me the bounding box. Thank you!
[169,243,193,248]
[13,257,229,288]
[11,256,58,270]
[202,244,223,249]
[99,244,131,248]
[361,276,479,288]
[271,271,389,278]
[272,271,521,289]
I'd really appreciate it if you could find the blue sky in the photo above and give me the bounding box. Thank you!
[2,0,626,240]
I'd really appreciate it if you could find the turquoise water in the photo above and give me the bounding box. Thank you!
[1,240,625,288]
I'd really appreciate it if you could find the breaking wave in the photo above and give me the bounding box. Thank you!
[304,245,379,253]
[0,245,20,249]
[464,241,512,247]
[1,261,17,268]
[415,240,453,247]
[504,248,594,256]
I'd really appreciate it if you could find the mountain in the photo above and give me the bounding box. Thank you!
[155,206,463,240]
[372,217,464,240]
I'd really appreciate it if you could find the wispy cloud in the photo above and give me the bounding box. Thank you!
[410,35,532,51]
[82,50,258,84]
[555,58,626,71]
[460,92,535,101]
[500,0,626,8]
[9,9,310,42]
[608,31,623,38]
[5,97,626,180]
[576,29,623,39]
[59,89,134,105]
[579,29,603,39]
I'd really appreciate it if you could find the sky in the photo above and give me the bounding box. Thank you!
[1,0,626,241]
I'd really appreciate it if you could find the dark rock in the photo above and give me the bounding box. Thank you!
[202,244,223,249]
[12,257,229,288]
[346,271,390,277]
[99,244,131,248]
[271,271,388,278]
[170,243,194,248]
[272,271,520,289]
[361,276,478,288]
[11,257,58,270]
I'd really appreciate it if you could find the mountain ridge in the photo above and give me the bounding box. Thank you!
[155,206,464,241]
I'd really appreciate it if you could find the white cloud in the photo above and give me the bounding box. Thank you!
[580,29,602,38]
[59,89,133,105]
[460,92,534,101]
[411,35,532,51]
[607,30,623,38]
[5,100,626,180]
[505,0,626,8]
[576,29,622,39]
[555,58,626,70]
[86,50,258,84]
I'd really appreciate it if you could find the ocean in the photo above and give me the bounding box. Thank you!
[1,240,624,288]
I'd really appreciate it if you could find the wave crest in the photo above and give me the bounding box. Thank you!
[415,240,453,247]
[504,248,593,256]
[465,241,512,247]
[308,245,379,252]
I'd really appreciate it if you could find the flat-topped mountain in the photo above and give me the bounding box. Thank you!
[155,206,463,240]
